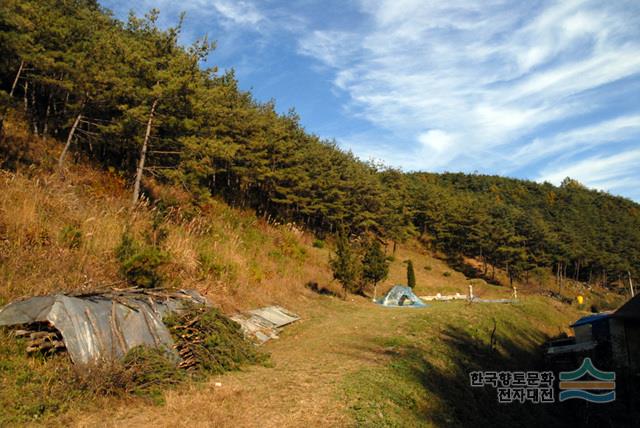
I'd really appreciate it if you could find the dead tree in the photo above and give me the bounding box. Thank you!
[9,60,24,98]
[58,112,83,168]
[132,98,159,206]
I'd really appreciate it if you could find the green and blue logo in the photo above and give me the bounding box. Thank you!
[558,358,616,403]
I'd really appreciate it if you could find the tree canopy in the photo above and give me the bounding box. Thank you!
[1,0,639,289]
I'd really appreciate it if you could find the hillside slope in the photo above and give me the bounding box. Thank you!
[1,116,629,427]
[1,0,638,296]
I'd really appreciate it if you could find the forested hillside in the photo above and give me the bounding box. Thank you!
[1,0,638,290]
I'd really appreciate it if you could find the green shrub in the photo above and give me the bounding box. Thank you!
[120,346,183,402]
[72,346,183,405]
[164,305,269,376]
[116,232,168,288]
[197,251,219,277]
[330,231,363,295]
[59,224,82,249]
[312,239,325,248]
[443,271,452,277]
[407,260,416,289]
[424,265,432,271]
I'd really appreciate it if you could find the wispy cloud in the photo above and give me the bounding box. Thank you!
[101,0,640,200]
[509,114,640,168]
[538,148,640,199]
[211,0,264,26]
[297,0,640,197]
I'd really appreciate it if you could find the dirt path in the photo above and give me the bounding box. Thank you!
[67,297,422,428]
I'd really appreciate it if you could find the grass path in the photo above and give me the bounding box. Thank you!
[65,297,420,427]
[63,295,576,427]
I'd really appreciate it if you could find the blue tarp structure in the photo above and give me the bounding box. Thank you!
[377,285,428,308]
[571,312,612,328]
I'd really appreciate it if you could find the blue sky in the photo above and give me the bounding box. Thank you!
[100,0,640,201]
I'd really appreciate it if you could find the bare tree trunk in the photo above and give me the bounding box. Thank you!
[629,271,635,298]
[132,99,158,206]
[0,61,27,136]
[42,93,52,138]
[58,112,82,168]
[23,81,28,112]
[31,85,38,136]
[9,60,24,98]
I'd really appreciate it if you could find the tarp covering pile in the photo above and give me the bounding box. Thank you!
[378,285,428,308]
[0,289,209,364]
[231,306,300,344]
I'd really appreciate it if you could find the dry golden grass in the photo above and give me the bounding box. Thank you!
[0,116,611,427]
[0,120,334,312]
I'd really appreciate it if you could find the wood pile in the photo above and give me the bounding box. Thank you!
[12,324,65,354]
[171,313,204,370]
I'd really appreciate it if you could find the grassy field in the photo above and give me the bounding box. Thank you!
[0,120,627,426]
[49,295,579,427]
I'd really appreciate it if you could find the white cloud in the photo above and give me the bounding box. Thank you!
[297,0,640,177]
[211,0,264,25]
[298,31,359,68]
[418,130,456,153]
[510,114,640,168]
[537,148,640,198]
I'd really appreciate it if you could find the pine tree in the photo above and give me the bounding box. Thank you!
[362,239,389,300]
[407,260,416,289]
[329,230,361,296]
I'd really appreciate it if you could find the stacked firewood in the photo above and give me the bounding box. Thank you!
[165,304,268,374]
[12,325,65,354]
[171,313,204,370]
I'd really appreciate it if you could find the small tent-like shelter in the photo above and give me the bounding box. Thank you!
[0,289,208,364]
[378,285,427,308]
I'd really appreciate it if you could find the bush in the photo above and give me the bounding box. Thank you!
[73,346,182,403]
[443,271,452,277]
[116,231,168,288]
[330,231,363,295]
[407,260,416,288]
[59,224,82,249]
[164,305,269,375]
[312,239,325,248]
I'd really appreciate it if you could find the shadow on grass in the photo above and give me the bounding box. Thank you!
[343,322,640,427]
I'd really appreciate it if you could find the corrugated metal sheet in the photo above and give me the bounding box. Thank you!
[248,306,300,328]
[0,289,208,364]
[232,306,300,344]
